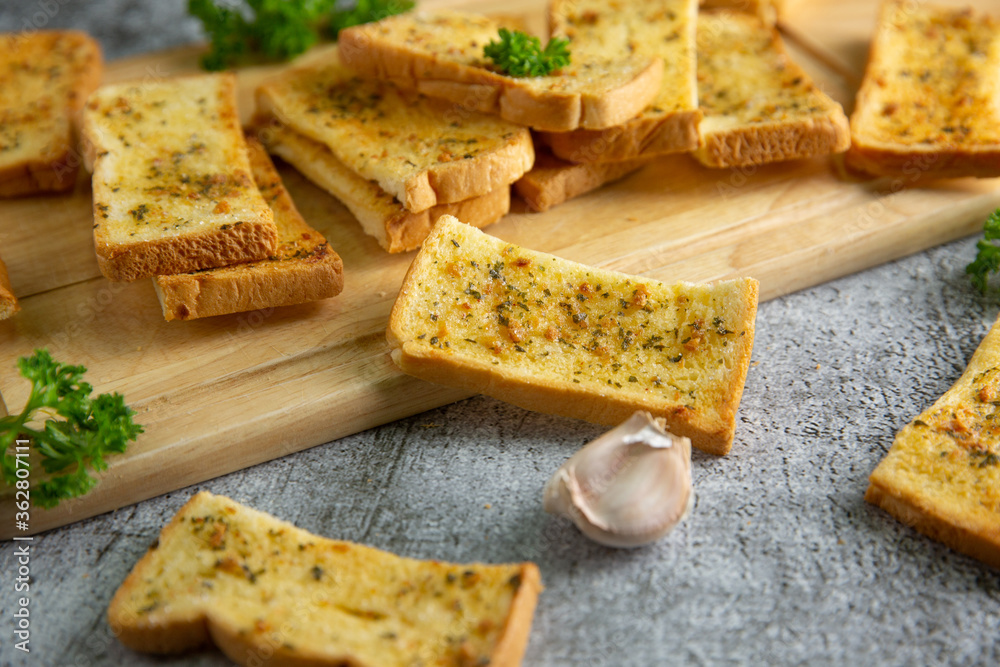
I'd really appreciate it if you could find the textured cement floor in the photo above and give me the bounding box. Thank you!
[2,2,1000,666]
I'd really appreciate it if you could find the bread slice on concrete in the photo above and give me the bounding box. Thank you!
[256,119,511,253]
[83,73,278,282]
[107,491,542,665]
[847,1,1000,180]
[866,314,1000,569]
[388,215,759,455]
[0,31,101,197]
[693,11,850,168]
[153,137,343,321]
[0,255,19,320]
[256,56,532,214]
[337,9,664,133]
[514,145,649,212]
[539,0,701,164]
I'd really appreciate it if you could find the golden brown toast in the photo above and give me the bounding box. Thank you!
[107,491,542,666]
[83,73,278,282]
[694,11,850,168]
[847,1,1000,180]
[0,255,19,320]
[337,9,664,132]
[387,216,759,455]
[256,119,510,253]
[0,31,101,197]
[256,55,532,214]
[514,144,649,212]
[866,315,1000,569]
[539,0,701,163]
[153,137,344,321]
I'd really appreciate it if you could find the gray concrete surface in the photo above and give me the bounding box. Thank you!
[2,1,1000,665]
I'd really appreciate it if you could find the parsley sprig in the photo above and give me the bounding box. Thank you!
[188,0,414,71]
[967,209,1000,293]
[483,28,571,77]
[1,350,143,508]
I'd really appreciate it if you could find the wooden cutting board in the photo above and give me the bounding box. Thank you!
[3,0,999,536]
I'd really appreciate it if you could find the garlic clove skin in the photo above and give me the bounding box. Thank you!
[543,411,692,548]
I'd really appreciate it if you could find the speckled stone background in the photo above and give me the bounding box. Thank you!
[1,1,999,665]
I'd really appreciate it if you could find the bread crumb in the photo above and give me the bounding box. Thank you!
[626,216,638,222]
[484,503,492,509]
[816,364,821,370]
[378,291,387,298]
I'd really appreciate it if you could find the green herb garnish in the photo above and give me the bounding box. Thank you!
[967,209,1000,293]
[188,0,415,71]
[1,350,143,508]
[483,28,571,77]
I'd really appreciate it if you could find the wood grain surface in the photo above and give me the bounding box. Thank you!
[2,0,999,536]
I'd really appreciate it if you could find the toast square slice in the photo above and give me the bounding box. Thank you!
[0,31,102,197]
[83,73,278,282]
[0,255,19,320]
[514,144,649,212]
[337,9,664,133]
[866,315,1000,569]
[255,119,510,253]
[256,56,532,215]
[387,216,759,455]
[107,491,542,665]
[693,11,850,168]
[847,1,1000,180]
[153,137,343,321]
[539,0,702,164]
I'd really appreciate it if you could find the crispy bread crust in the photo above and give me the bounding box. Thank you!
[0,31,102,197]
[108,492,541,664]
[514,147,649,212]
[84,73,278,281]
[337,11,663,132]
[695,113,851,168]
[0,255,20,320]
[256,120,510,253]
[387,216,759,455]
[153,138,344,321]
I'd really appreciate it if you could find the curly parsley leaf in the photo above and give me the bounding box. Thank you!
[1,350,143,508]
[483,28,571,78]
[967,209,1000,293]
[329,0,415,38]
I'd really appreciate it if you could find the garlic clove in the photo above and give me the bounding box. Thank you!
[543,411,692,548]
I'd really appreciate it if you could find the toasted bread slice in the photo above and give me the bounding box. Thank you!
[0,255,19,320]
[866,315,1000,569]
[153,137,343,321]
[388,216,758,455]
[256,56,531,214]
[108,491,542,665]
[83,73,278,282]
[847,1,1000,180]
[337,9,664,133]
[539,0,701,164]
[514,145,649,212]
[693,11,850,168]
[0,31,101,197]
[699,0,783,25]
[257,119,511,253]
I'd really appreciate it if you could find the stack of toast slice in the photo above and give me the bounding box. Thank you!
[83,73,343,320]
[254,55,533,253]
[0,31,102,197]
[847,1,1000,180]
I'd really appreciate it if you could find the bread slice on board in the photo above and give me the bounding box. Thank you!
[83,73,278,282]
[866,314,1000,569]
[693,11,850,168]
[256,56,532,214]
[107,491,542,666]
[256,119,511,253]
[387,215,759,455]
[514,145,649,212]
[699,0,789,25]
[0,31,101,197]
[153,137,344,321]
[847,1,1000,180]
[337,9,664,133]
[0,256,19,320]
[539,0,701,164]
